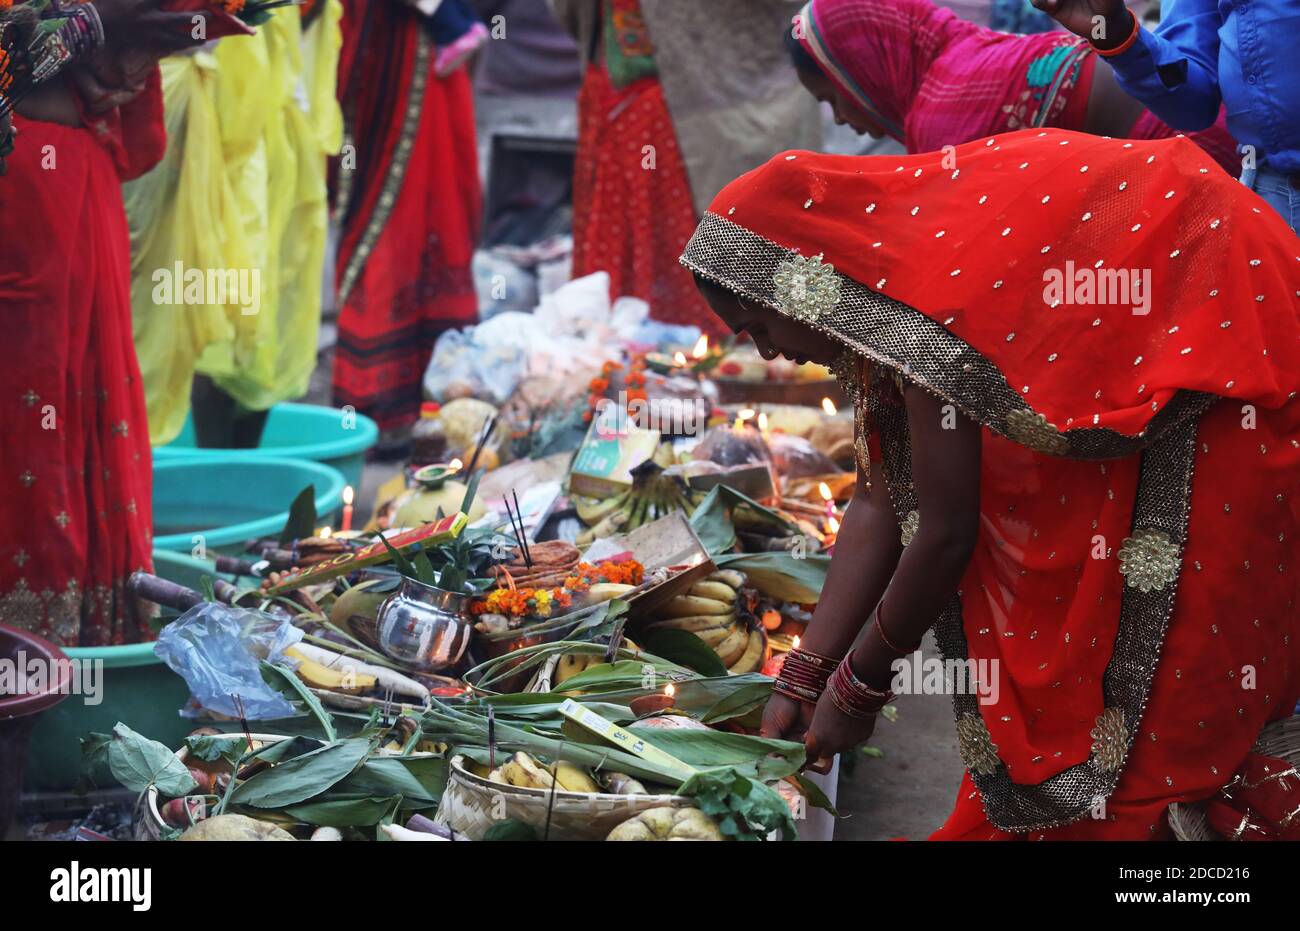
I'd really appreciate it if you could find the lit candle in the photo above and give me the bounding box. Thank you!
[673,351,688,367]
[341,485,355,532]
[757,412,769,438]
[733,408,755,432]
[827,515,841,534]
[319,526,333,539]
[692,335,709,359]
[821,397,837,416]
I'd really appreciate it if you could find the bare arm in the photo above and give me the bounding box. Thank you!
[849,386,981,689]
[802,385,981,764]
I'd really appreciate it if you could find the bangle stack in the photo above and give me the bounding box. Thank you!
[826,651,894,720]
[773,647,839,705]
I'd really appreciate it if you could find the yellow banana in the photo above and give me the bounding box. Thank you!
[688,581,738,603]
[716,626,750,666]
[727,629,767,675]
[645,613,737,633]
[658,594,734,618]
[707,569,747,590]
[553,762,600,793]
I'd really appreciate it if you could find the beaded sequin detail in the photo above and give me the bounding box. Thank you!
[772,252,841,322]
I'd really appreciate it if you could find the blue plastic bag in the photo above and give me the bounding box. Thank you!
[154,603,303,720]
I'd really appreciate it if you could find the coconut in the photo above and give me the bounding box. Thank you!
[178,814,295,841]
[392,479,486,527]
[606,807,723,841]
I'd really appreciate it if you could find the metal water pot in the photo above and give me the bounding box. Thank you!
[375,577,474,672]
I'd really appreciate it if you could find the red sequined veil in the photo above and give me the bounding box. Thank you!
[681,129,1300,839]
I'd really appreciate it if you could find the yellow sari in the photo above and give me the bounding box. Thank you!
[125,4,344,445]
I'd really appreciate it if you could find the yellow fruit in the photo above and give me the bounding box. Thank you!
[687,581,738,603]
[644,614,737,634]
[284,647,376,693]
[693,625,740,648]
[328,579,388,630]
[178,815,295,842]
[727,628,767,675]
[586,582,637,605]
[715,626,749,666]
[554,652,603,687]
[605,807,723,841]
[553,762,600,793]
[393,479,487,527]
[507,752,555,790]
[659,595,733,618]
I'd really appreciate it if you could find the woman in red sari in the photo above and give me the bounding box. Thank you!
[789,0,1240,176]
[683,129,1299,839]
[0,2,207,645]
[332,0,482,437]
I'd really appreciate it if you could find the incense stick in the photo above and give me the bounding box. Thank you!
[464,412,498,476]
[511,490,533,567]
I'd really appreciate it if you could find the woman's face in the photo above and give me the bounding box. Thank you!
[797,68,888,139]
[696,280,843,366]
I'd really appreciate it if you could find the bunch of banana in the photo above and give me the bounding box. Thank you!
[574,460,698,544]
[488,752,600,793]
[643,569,769,674]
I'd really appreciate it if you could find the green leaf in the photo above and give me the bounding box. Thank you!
[623,726,805,783]
[716,551,830,604]
[687,486,737,555]
[106,723,198,797]
[78,732,113,792]
[482,819,539,842]
[231,739,372,808]
[641,629,728,677]
[260,660,337,742]
[279,485,318,545]
[678,769,796,841]
[458,469,482,516]
[791,772,838,815]
[377,529,419,578]
[336,756,448,805]
[279,794,405,827]
[184,735,248,768]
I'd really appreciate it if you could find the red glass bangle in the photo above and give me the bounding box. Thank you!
[826,652,893,720]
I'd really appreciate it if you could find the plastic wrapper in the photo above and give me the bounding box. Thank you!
[472,249,539,319]
[422,327,526,405]
[153,604,303,720]
[766,433,839,479]
[690,423,772,468]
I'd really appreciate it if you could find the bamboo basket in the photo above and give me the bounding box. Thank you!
[1168,714,1299,840]
[433,754,691,841]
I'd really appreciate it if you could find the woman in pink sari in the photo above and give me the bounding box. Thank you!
[789,0,1240,175]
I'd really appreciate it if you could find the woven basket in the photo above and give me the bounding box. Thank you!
[1168,714,1299,840]
[433,754,690,841]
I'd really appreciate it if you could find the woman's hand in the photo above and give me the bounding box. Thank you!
[71,48,154,114]
[803,696,877,774]
[91,0,212,53]
[760,693,816,744]
[1030,0,1131,49]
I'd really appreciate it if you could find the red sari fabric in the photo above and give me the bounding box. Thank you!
[797,0,1240,175]
[0,75,164,646]
[684,130,1300,837]
[332,1,482,432]
[571,63,726,338]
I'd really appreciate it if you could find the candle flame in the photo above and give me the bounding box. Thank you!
[448,458,463,473]
[818,481,833,501]
[319,526,332,539]
[792,635,801,650]
[821,397,837,416]
[664,683,676,698]
[738,408,755,421]
[692,335,708,358]
[827,516,841,533]
[342,485,354,506]
[757,412,769,432]
[673,351,688,366]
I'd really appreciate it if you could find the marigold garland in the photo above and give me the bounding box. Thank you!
[471,559,643,618]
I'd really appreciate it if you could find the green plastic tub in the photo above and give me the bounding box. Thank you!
[154,402,378,490]
[152,456,346,554]
[22,551,236,792]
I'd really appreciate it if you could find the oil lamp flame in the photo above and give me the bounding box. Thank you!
[792,635,801,650]
[673,351,688,366]
[692,335,708,358]
[664,683,675,698]
[821,397,837,416]
[818,482,833,501]
[319,526,333,539]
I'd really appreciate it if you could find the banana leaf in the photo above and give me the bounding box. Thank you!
[260,660,336,742]
[334,756,449,805]
[622,726,804,782]
[641,629,728,677]
[689,484,798,556]
[278,795,405,827]
[231,738,373,808]
[279,485,317,545]
[715,551,830,603]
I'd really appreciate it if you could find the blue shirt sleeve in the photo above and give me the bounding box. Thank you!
[1106,0,1224,132]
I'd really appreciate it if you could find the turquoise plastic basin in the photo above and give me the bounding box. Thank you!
[154,402,377,490]
[23,551,237,792]
[152,456,346,553]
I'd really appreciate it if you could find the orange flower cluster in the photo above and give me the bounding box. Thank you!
[583,359,649,424]
[223,0,246,12]
[471,559,644,619]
